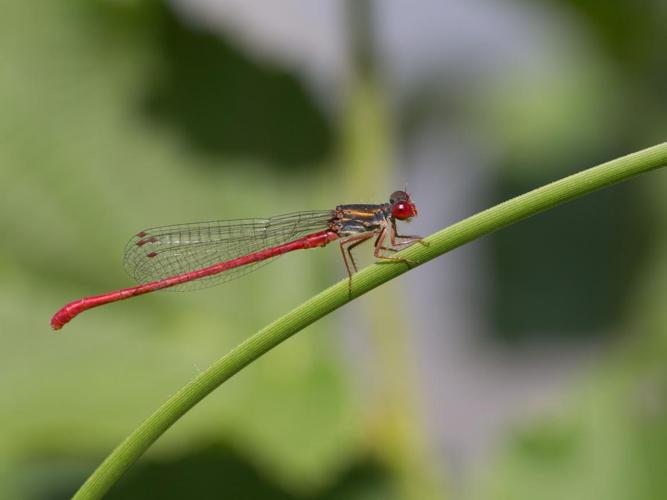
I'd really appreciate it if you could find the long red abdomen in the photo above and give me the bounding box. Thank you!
[51,230,338,330]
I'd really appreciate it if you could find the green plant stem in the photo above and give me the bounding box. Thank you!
[73,142,667,499]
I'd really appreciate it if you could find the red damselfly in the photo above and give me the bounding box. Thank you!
[51,191,422,330]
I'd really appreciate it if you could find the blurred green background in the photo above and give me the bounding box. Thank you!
[1,1,666,499]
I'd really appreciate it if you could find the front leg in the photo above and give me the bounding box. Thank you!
[374,226,417,268]
[390,219,429,247]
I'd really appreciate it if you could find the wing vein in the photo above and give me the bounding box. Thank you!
[123,210,334,291]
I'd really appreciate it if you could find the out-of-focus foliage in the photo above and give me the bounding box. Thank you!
[0,1,376,498]
[473,0,667,497]
[143,5,333,168]
[477,309,667,500]
[500,169,667,499]
[1,0,666,499]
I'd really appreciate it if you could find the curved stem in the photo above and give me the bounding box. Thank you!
[73,142,667,499]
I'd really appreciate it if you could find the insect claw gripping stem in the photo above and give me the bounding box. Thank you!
[375,256,419,269]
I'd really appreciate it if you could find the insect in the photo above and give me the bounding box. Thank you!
[51,191,422,330]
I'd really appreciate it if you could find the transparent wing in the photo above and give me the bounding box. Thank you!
[123,210,334,291]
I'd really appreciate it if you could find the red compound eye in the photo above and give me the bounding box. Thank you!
[392,201,417,220]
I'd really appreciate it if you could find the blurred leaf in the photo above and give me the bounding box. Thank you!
[475,169,667,499]
[142,3,333,169]
[0,1,363,498]
[489,178,654,341]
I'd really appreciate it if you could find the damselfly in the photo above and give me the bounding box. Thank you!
[51,191,422,330]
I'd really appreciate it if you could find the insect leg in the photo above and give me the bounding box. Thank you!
[339,233,375,298]
[390,219,429,247]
